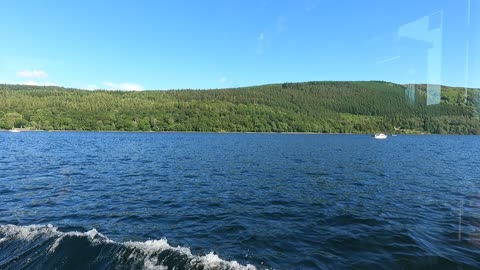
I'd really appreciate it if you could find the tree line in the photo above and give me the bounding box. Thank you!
[1,81,479,134]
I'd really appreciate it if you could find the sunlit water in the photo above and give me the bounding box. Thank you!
[1,132,479,269]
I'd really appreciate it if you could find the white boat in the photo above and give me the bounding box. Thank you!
[374,133,387,139]
[8,129,20,133]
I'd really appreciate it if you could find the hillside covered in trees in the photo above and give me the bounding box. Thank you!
[1,81,479,134]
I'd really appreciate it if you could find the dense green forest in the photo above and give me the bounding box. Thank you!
[1,81,479,134]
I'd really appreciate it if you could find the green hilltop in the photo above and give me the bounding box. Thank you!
[1,81,479,134]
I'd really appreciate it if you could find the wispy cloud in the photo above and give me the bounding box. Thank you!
[86,84,98,90]
[376,55,401,64]
[103,82,144,91]
[219,77,227,84]
[305,0,318,12]
[10,69,58,86]
[16,69,48,78]
[22,80,40,86]
[257,32,265,55]
[0,79,58,87]
[258,32,265,41]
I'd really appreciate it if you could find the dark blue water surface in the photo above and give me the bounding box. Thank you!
[1,132,480,269]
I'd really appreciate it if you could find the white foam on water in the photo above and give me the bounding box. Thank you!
[0,224,257,270]
[49,228,113,253]
[125,238,257,270]
[0,224,58,241]
[125,238,193,256]
[0,224,113,253]
[125,238,193,270]
[197,252,257,270]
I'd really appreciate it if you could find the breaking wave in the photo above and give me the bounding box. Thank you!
[0,224,257,270]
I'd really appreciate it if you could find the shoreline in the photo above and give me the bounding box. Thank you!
[1,129,355,134]
[1,129,465,135]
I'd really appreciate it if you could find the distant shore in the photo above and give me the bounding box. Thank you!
[0,128,434,135]
[2,82,479,135]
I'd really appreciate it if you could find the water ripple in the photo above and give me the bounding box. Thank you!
[1,132,480,269]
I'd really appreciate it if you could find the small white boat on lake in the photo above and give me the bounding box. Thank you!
[8,129,21,133]
[374,133,387,139]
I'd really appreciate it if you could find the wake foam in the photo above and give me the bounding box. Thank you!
[0,224,256,270]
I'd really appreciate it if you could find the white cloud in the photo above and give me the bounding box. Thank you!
[0,80,36,85]
[44,82,59,86]
[22,80,40,86]
[17,70,48,78]
[0,79,57,86]
[0,80,15,84]
[86,84,98,90]
[219,77,227,84]
[103,82,144,91]
[19,81,58,86]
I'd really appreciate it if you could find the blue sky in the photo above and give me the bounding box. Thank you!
[0,0,478,90]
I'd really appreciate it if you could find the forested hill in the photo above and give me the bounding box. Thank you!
[1,81,479,134]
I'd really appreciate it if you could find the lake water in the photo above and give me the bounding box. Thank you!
[0,132,479,269]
